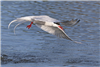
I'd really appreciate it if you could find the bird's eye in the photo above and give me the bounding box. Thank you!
[54,22,60,25]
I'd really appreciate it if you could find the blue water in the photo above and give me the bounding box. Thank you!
[1,1,100,67]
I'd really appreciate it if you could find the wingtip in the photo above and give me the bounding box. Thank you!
[77,19,80,23]
[74,41,82,44]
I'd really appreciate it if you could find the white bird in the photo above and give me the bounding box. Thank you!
[8,15,82,44]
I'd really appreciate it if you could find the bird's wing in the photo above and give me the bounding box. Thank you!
[8,16,81,44]
[61,19,80,26]
[36,24,81,44]
[31,15,60,22]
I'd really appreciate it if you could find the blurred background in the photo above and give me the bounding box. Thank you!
[1,1,100,67]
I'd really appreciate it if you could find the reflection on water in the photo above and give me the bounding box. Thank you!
[1,1,100,67]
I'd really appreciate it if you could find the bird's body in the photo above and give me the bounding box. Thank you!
[8,15,81,44]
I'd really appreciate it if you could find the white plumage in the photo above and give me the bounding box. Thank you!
[8,15,82,44]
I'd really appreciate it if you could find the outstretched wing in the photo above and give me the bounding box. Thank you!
[8,16,81,44]
[36,24,82,44]
[61,19,80,26]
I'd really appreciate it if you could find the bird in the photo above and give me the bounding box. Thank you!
[8,15,82,44]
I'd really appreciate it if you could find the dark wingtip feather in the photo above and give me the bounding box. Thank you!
[61,19,80,26]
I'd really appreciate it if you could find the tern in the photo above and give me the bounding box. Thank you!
[8,15,82,44]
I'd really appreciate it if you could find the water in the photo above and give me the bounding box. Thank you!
[1,1,100,67]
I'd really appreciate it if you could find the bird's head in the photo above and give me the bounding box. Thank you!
[54,22,63,30]
[54,22,60,25]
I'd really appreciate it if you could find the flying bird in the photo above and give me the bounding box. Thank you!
[8,15,81,44]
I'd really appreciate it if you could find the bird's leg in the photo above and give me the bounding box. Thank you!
[26,22,33,29]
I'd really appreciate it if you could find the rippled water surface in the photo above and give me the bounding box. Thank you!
[1,1,100,67]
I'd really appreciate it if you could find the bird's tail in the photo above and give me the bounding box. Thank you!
[8,16,35,34]
[8,16,35,29]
